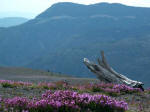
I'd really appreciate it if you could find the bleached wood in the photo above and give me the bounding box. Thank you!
[83,51,144,90]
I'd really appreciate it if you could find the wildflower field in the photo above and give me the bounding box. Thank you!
[0,79,150,112]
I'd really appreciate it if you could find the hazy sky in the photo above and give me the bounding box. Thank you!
[1,0,150,18]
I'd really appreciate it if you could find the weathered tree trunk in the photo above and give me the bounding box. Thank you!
[83,51,144,91]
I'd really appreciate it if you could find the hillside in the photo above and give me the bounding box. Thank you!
[0,66,99,85]
[0,17,28,27]
[0,2,150,86]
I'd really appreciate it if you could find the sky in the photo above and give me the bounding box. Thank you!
[1,0,150,18]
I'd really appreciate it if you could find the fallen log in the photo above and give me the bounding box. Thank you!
[83,51,144,91]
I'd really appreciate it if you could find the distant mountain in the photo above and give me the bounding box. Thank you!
[0,17,28,27]
[0,2,150,86]
[0,12,36,19]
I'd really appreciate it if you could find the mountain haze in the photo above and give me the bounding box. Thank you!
[0,17,28,27]
[0,2,150,86]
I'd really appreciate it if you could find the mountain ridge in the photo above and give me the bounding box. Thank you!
[37,2,150,19]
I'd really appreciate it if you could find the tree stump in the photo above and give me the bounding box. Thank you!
[83,51,144,91]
